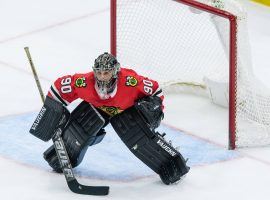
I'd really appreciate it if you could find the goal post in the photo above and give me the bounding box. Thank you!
[110,0,270,149]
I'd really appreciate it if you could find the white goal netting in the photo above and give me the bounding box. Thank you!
[113,0,270,148]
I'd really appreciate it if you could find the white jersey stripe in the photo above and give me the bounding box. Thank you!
[50,84,70,106]
[153,86,163,97]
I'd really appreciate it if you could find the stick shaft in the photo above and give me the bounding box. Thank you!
[24,47,45,103]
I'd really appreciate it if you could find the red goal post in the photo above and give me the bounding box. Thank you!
[110,0,270,149]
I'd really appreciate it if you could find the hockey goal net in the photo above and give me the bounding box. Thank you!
[111,0,270,149]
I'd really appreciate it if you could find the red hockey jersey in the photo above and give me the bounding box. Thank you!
[48,68,164,116]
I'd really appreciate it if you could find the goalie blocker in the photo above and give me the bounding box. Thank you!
[110,105,190,185]
[30,96,106,172]
[29,96,70,141]
[29,96,109,195]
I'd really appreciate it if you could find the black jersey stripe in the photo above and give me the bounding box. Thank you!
[153,88,163,96]
[50,86,68,106]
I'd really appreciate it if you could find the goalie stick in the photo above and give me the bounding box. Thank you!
[24,47,109,195]
[52,127,109,195]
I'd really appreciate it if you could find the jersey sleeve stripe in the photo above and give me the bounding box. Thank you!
[153,87,163,97]
[49,85,69,106]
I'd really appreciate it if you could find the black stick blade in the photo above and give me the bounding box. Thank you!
[68,179,109,196]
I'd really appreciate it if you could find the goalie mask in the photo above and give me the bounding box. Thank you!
[92,52,120,96]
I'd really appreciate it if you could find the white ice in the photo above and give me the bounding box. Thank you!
[0,0,270,200]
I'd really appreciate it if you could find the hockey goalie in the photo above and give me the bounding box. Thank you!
[29,52,190,185]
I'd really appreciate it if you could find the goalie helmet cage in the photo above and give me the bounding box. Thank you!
[110,0,270,149]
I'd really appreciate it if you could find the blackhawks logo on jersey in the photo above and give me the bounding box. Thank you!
[75,77,86,88]
[125,76,138,87]
[98,106,123,116]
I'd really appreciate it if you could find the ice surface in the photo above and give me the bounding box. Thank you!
[0,0,270,199]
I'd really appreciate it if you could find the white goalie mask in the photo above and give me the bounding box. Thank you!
[92,52,120,96]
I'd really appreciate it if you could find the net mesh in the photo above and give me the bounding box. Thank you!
[114,0,270,148]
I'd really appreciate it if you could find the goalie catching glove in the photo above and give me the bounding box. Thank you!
[135,95,164,130]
